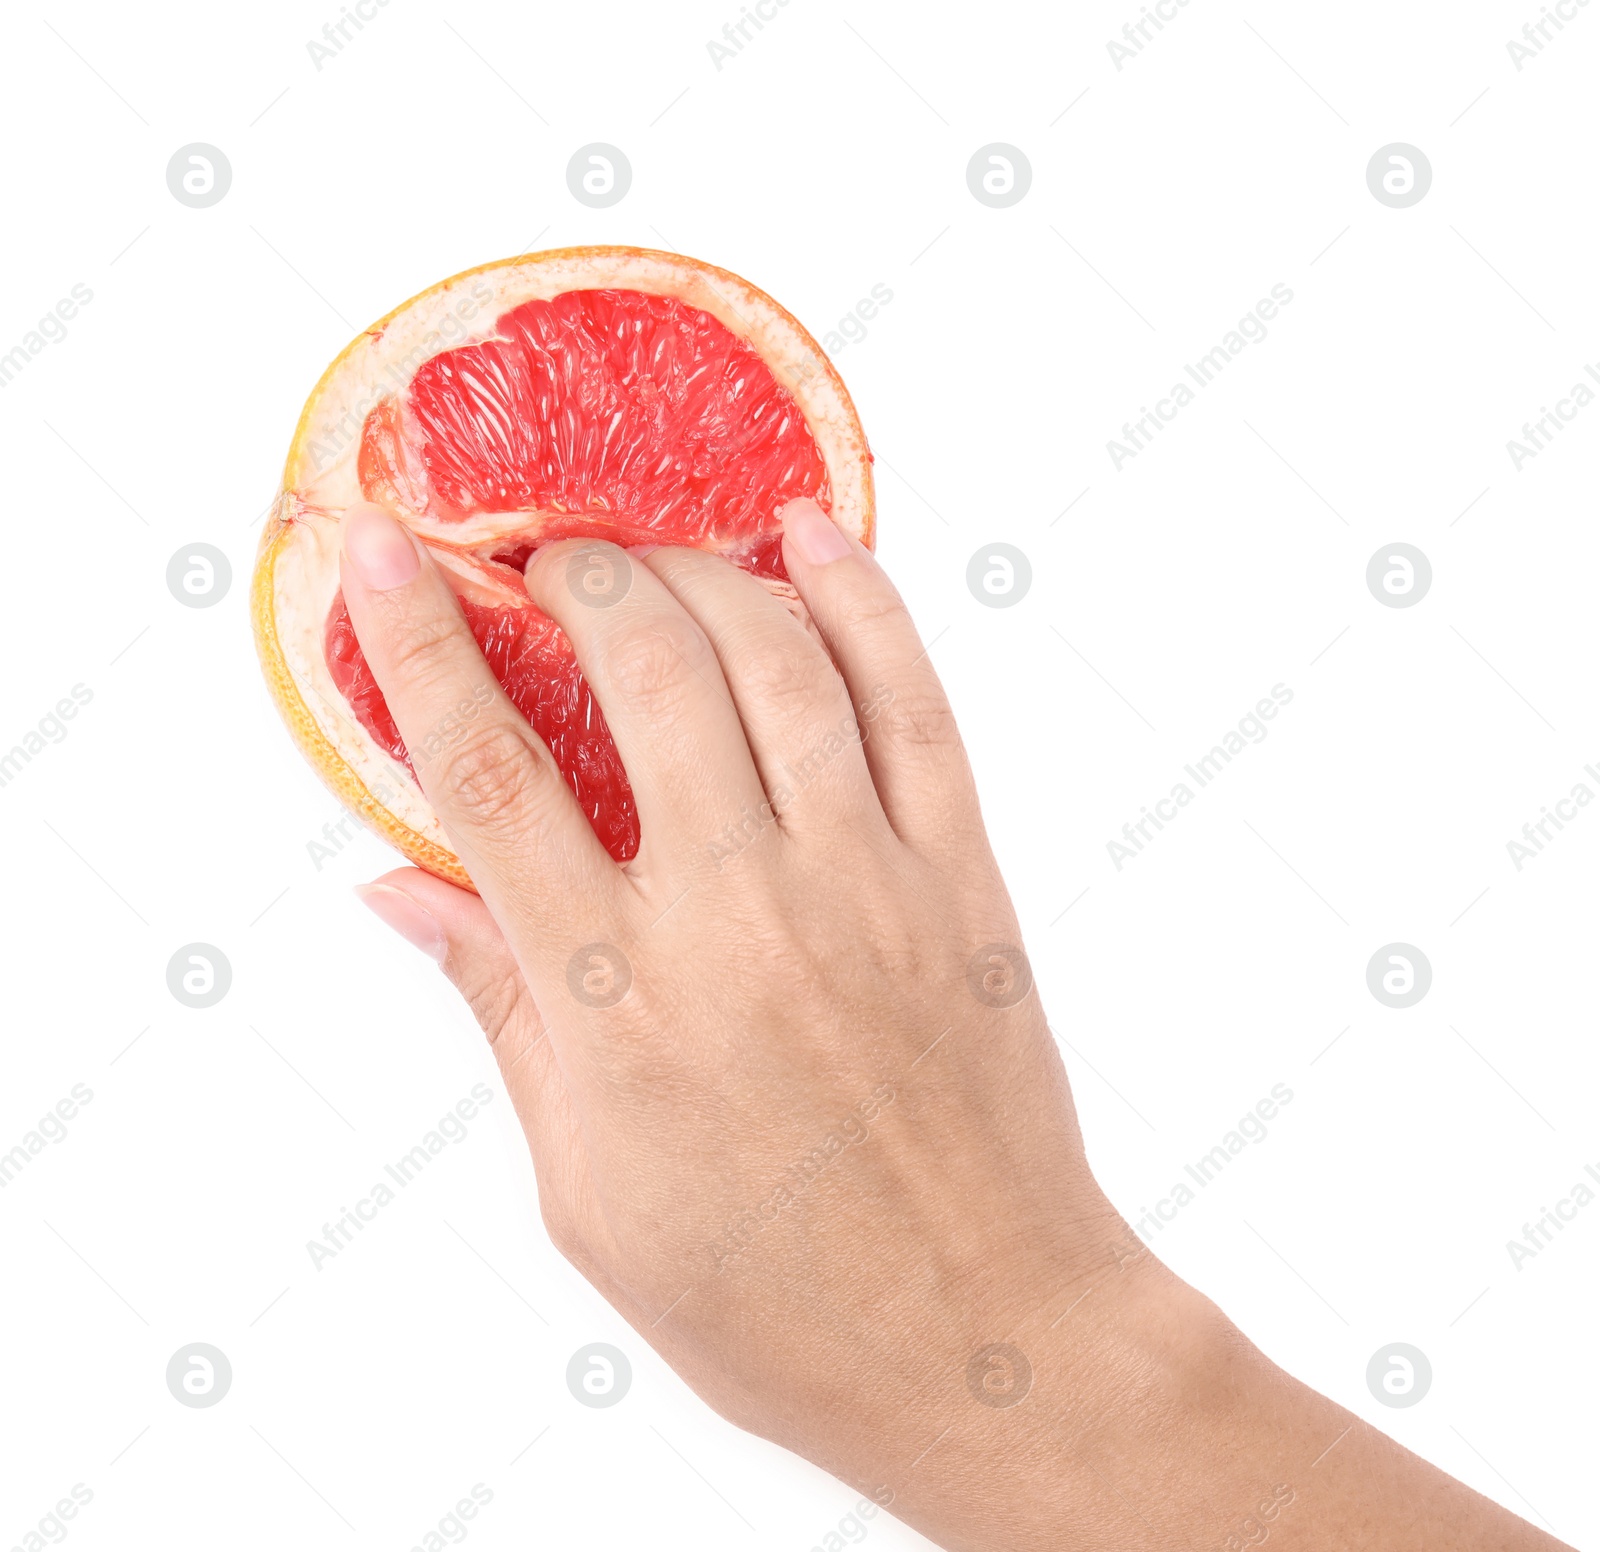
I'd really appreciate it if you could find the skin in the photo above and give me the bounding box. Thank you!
[341,497,1571,1551]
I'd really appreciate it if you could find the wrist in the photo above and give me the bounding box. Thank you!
[857,1240,1563,1552]
[774,1190,1209,1542]
[851,1241,1253,1551]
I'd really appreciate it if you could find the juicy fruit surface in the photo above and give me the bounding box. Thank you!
[327,287,833,862]
[398,288,830,529]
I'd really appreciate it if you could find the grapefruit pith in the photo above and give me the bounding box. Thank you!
[253,247,875,887]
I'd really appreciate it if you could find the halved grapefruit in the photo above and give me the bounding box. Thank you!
[253,247,874,888]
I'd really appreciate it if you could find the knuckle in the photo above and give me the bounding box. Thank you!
[434,721,550,834]
[836,584,909,638]
[598,613,711,707]
[874,685,960,751]
[455,959,531,1047]
[735,636,834,710]
[385,610,468,688]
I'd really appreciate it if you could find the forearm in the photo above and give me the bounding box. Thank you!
[863,1257,1569,1552]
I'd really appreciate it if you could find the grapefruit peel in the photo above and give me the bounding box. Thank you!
[253,246,875,888]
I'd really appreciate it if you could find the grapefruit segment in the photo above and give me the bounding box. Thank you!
[394,289,833,535]
[253,247,873,887]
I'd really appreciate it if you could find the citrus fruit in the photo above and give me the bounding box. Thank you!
[253,247,875,887]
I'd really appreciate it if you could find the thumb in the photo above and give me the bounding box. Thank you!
[355,867,595,1249]
[356,867,531,1052]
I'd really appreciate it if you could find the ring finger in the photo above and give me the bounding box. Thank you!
[522,539,770,872]
[640,547,886,836]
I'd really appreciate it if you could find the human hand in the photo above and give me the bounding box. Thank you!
[340,496,1568,1552]
[340,492,1128,1517]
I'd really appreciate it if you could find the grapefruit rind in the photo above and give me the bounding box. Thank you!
[253,246,874,889]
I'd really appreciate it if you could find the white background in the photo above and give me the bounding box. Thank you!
[2,0,1597,1547]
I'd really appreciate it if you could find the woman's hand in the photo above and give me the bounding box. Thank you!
[341,497,1568,1552]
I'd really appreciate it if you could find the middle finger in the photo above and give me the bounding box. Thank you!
[523,539,769,870]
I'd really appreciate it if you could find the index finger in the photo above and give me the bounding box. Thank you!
[340,502,626,935]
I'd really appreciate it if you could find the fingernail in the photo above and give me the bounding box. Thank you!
[781,498,851,566]
[522,541,555,578]
[355,884,447,964]
[344,503,421,591]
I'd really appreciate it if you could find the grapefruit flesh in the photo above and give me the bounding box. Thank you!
[326,287,833,863]
[394,290,830,532]
[253,247,874,889]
